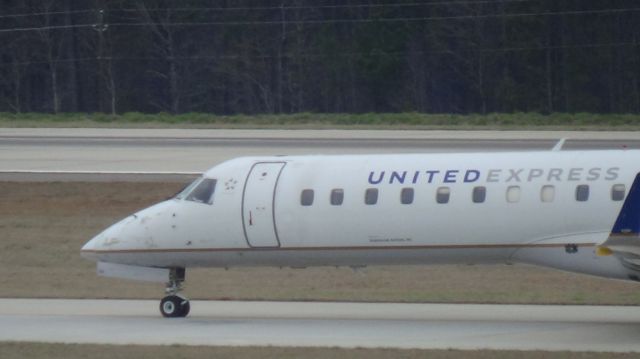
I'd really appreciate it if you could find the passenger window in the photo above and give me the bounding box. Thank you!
[612,184,626,201]
[541,185,555,202]
[365,188,378,205]
[330,189,344,206]
[436,187,450,204]
[506,186,520,203]
[472,186,486,203]
[300,189,314,206]
[576,185,589,202]
[401,188,414,205]
[185,178,217,204]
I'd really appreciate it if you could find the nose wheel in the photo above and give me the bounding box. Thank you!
[160,267,190,318]
[160,294,190,318]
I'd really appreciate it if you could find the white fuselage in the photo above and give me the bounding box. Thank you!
[81,150,640,282]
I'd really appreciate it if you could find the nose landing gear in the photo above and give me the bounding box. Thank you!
[160,294,190,318]
[160,267,190,318]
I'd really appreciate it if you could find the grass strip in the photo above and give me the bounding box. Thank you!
[2,112,640,130]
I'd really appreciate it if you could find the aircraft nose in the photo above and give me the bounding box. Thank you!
[80,218,128,261]
[80,200,176,261]
[81,237,96,251]
[80,235,100,261]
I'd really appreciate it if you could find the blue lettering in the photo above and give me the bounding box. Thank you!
[368,171,385,185]
[412,171,420,184]
[444,170,459,183]
[464,170,480,183]
[367,167,618,185]
[425,170,440,183]
[390,171,407,184]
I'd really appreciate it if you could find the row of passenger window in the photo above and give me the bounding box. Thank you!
[300,184,627,206]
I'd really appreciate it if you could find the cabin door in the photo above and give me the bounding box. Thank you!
[242,162,286,247]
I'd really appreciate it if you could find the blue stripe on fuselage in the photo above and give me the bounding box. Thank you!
[611,173,640,234]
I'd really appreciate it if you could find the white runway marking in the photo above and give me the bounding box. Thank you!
[1,299,640,352]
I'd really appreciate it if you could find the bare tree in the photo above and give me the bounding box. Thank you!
[35,1,64,113]
[136,1,181,113]
[0,1,638,115]
[0,32,29,112]
[93,8,118,115]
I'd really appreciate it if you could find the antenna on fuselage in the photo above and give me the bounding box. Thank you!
[551,138,567,151]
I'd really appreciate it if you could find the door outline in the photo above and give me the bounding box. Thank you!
[241,161,286,248]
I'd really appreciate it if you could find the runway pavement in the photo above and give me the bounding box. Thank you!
[1,299,639,352]
[2,128,640,175]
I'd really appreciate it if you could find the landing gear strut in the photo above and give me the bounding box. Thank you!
[160,267,190,318]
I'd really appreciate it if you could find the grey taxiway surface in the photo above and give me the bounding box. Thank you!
[1,299,640,352]
[2,128,640,176]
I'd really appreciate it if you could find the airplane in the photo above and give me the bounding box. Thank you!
[81,141,640,318]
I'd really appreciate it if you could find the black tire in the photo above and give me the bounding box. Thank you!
[181,300,190,317]
[160,295,189,318]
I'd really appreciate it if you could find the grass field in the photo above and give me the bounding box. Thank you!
[2,112,640,130]
[1,181,640,303]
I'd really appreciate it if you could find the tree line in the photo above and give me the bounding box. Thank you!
[0,0,639,115]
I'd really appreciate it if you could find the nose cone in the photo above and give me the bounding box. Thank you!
[81,237,97,252]
[80,235,100,261]
[80,200,177,262]
[80,218,128,261]
[81,229,113,261]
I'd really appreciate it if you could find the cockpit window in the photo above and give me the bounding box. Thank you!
[185,178,217,204]
[174,177,203,200]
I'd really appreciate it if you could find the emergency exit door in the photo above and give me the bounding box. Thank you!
[242,162,286,247]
